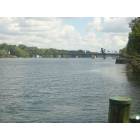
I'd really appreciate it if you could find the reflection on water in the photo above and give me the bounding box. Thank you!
[126,70,140,85]
[0,58,140,122]
[126,71,140,115]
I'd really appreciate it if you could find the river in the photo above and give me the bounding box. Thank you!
[0,58,140,122]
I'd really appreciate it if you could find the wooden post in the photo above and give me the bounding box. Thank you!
[108,96,131,123]
[129,114,140,123]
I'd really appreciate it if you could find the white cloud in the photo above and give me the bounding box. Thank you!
[85,17,133,51]
[83,32,128,52]
[0,17,86,50]
[87,17,132,33]
[87,17,103,32]
[0,17,133,52]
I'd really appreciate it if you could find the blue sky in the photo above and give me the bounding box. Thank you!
[63,17,92,35]
[0,17,133,52]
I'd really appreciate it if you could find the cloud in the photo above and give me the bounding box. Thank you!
[87,17,103,32]
[0,17,86,50]
[85,17,133,51]
[0,17,133,52]
[83,32,128,52]
[87,17,132,33]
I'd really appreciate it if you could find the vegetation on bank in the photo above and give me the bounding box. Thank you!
[0,43,94,58]
[120,17,140,73]
[120,18,140,56]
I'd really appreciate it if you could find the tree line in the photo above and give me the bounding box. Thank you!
[120,17,140,56]
[120,17,140,73]
[0,43,94,58]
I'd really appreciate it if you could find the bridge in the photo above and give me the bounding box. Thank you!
[92,52,119,58]
[59,52,119,58]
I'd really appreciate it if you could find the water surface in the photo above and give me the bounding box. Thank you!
[0,58,140,122]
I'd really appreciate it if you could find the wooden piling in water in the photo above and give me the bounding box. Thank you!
[108,96,131,123]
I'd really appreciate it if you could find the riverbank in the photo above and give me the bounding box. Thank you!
[125,56,140,73]
[115,57,130,64]
[115,54,140,73]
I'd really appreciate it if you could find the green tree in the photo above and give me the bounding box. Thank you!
[15,47,29,57]
[127,17,140,55]
[0,49,8,57]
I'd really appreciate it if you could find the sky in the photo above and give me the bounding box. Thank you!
[0,17,134,52]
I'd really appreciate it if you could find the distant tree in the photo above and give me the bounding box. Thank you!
[15,47,29,57]
[0,49,7,57]
[0,42,94,58]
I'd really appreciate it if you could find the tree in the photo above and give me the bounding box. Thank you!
[127,17,140,55]
[0,49,7,57]
[15,47,29,57]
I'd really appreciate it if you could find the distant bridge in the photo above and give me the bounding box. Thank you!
[61,52,119,58]
[93,53,119,58]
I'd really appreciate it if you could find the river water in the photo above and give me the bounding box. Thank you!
[0,58,140,122]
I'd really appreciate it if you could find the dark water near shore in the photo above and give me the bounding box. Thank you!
[0,58,140,123]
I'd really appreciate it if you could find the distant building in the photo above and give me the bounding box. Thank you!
[36,55,41,58]
[58,55,62,58]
